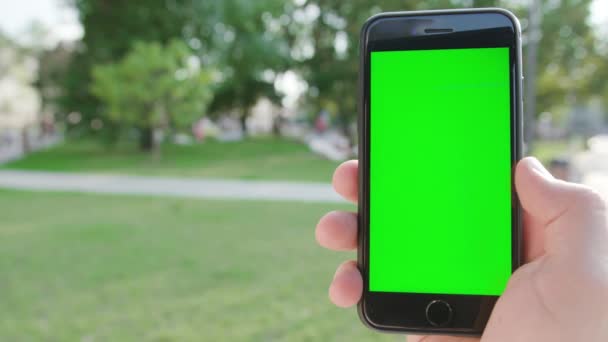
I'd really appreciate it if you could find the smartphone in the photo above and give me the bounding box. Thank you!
[358,8,523,336]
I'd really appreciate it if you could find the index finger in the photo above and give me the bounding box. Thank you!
[332,160,358,204]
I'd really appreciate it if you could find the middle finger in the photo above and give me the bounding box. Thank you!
[316,210,358,251]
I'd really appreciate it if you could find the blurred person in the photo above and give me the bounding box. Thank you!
[316,157,608,341]
[315,109,330,133]
[193,118,206,141]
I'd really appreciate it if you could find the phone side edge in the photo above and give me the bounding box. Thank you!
[512,8,524,272]
[357,12,377,332]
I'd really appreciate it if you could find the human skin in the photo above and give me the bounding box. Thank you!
[315,157,608,342]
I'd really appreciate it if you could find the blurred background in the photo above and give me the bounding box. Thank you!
[0,0,607,341]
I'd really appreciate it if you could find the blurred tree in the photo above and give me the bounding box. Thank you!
[60,0,603,146]
[72,0,212,60]
[285,1,410,142]
[205,0,289,134]
[63,0,288,140]
[91,40,213,153]
[533,0,595,119]
[287,0,487,142]
[36,43,73,130]
[63,0,218,146]
[584,32,608,117]
[287,0,599,143]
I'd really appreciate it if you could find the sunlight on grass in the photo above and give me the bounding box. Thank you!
[3,138,341,182]
[531,138,584,164]
[0,190,396,341]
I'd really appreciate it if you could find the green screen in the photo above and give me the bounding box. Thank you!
[370,47,512,296]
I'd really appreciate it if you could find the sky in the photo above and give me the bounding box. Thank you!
[590,0,608,35]
[0,0,607,46]
[0,0,83,46]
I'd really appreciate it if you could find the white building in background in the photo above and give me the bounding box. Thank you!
[0,38,43,162]
[247,97,281,135]
[0,45,41,131]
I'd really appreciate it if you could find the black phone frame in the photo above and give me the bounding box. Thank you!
[357,8,524,336]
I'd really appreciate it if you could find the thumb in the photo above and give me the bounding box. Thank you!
[515,157,570,225]
[515,157,607,257]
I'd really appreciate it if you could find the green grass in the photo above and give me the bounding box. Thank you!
[3,138,340,182]
[0,190,394,341]
[531,138,584,165]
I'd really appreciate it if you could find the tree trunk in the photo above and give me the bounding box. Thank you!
[272,112,282,137]
[139,127,154,151]
[151,131,161,160]
[21,126,31,154]
[239,109,248,136]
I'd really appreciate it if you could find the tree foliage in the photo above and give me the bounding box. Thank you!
[533,0,595,116]
[285,0,501,140]
[205,0,289,131]
[91,40,213,152]
[62,0,288,138]
[52,0,606,146]
[63,0,215,137]
[286,0,601,141]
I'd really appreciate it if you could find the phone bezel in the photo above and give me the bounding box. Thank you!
[357,8,523,335]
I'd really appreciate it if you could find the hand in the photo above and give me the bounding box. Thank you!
[315,157,608,342]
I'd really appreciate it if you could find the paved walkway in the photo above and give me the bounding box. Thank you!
[3,136,608,204]
[0,170,344,203]
[573,136,608,199]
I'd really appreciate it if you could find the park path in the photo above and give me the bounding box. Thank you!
[573,136,608,199]
[4,137,608,204]
[0,170,344,203]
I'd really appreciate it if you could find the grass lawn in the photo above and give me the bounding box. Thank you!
[0,190,394,341]
[3,138,341,182]
[531,138,584,165]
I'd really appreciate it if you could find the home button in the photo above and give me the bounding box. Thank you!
[425,300,453,327]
